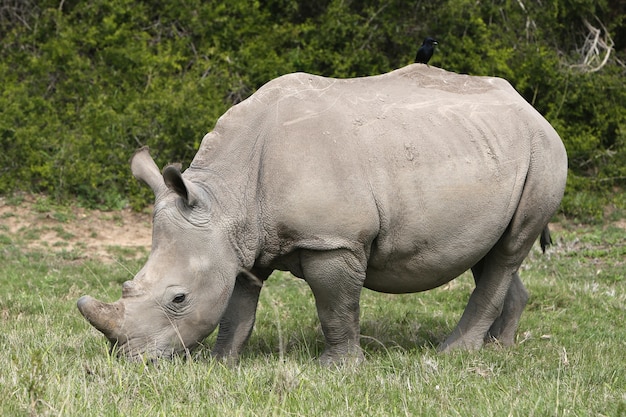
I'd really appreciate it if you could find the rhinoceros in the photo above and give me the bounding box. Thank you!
[77,64,567,364]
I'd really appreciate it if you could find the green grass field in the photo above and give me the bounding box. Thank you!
[1,201,625,416]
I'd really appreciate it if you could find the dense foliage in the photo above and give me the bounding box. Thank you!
[1,0,625,218]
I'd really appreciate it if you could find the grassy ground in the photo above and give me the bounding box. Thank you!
[1,200,625,416]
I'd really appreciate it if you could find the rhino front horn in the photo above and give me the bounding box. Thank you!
[77,296,124,339]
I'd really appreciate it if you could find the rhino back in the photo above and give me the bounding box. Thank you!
[191,66,555,291]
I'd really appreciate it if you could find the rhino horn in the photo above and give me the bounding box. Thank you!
[77,296,124,339]
[130,147,165,194]
[122,280,143,298]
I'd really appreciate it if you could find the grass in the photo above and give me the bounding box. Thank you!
[1,220,625,416]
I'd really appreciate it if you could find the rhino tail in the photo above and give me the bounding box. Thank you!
[539,225,553,254]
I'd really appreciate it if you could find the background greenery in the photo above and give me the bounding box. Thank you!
[1,0,625,219]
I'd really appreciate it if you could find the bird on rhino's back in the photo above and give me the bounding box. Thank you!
[415,37,438,64]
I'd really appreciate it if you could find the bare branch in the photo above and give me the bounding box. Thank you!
[0,0,38,31]
[570,17,614,73]
[514,0,537,42]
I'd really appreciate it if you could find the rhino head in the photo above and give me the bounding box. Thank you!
[77,147,240,360]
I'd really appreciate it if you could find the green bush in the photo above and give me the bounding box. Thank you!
[0,0,624,219]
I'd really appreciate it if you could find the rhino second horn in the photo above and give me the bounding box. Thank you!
[77,296,124,339]
[122,280,142,298]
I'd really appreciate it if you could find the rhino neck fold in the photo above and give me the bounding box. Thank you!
[185,164,264,272]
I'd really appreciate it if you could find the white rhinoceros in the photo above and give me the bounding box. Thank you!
[78,65,567,364]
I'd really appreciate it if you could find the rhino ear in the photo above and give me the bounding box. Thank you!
[131,147,165,194]
[162,164,204,207]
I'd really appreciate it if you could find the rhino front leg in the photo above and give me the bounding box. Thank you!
[301,249,366,366]
[212,270,267,362]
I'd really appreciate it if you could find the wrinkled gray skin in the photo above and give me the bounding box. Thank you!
[77,65,567,365]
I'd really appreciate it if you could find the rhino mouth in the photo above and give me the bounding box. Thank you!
[78,294,199,361]
[108,334,197,362]
[110,340,174,362]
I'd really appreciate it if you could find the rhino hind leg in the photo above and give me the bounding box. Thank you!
[439,249,520,352]
[439,224,542,353]
[471,260,529,345]
[485,272,529,345]
[300,249,367,366]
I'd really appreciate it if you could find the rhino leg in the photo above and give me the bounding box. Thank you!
[440,163,559,352]
[212,270,267,362]
[439,250,518,352]
[485,271,528,345]
[471,260,529,345]
[301,249,366,366]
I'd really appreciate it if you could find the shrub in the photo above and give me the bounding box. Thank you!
[0,0,624,219]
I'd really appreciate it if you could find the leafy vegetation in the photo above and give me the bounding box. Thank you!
[1,203,625,415]
[1,0,625,218]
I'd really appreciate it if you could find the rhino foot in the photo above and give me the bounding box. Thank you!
[210,351,241,367]
[318,344,365,367]
[438,331,485,353]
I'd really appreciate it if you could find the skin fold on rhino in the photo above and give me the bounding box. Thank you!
[77,64,567,365]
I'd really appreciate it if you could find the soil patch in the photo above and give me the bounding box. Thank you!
[0,195,152,262]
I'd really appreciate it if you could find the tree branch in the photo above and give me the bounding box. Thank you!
[570,17,614,73]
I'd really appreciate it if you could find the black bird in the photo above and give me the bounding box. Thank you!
[415,37,438,64]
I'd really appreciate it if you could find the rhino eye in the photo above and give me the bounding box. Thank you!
[172,294,186,304]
